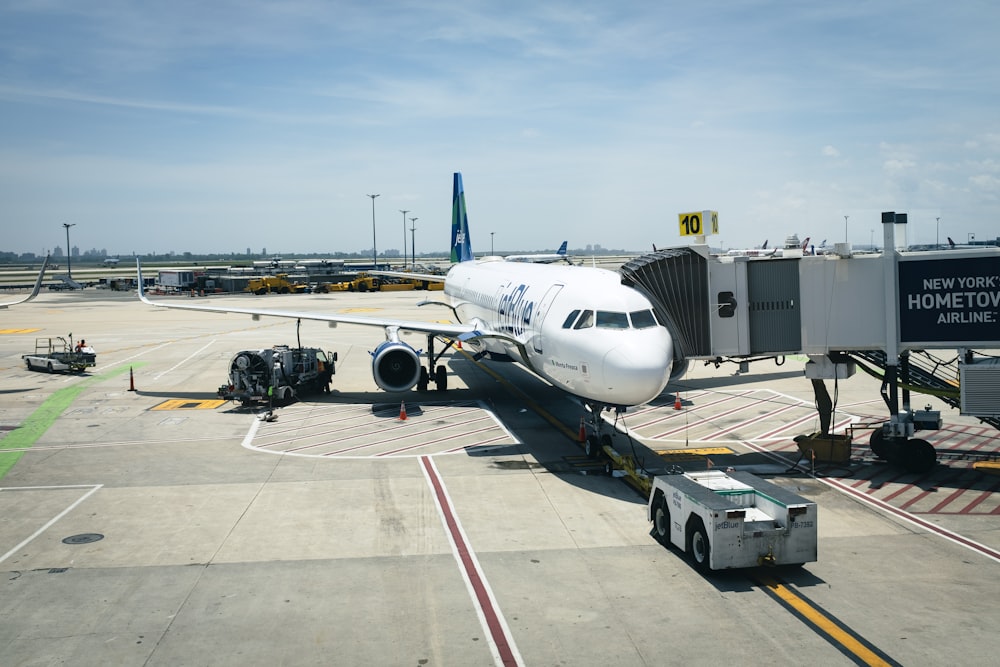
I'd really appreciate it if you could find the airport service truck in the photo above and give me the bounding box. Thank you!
[648,469,817,571]
[218,345,336,406]
[23,336,96,373]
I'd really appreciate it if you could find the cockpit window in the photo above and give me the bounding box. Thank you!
[629,309,658,329]
[562,309,581,329]
[574,310,594,329]
[596,311,629,329]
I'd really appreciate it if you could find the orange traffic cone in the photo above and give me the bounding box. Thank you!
[128,366,136,392]
[399,401,407,421]
[673,392,682,410]
[578,418,586,443]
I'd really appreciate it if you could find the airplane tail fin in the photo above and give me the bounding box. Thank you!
[947,236,956,248]
[450,172,474,263]
[556,241,567,255]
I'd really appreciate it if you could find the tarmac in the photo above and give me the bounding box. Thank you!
[1,287,998,666]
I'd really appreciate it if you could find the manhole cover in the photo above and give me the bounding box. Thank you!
[62,533,104,545]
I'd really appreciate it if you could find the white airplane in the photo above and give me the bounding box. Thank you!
[0,255,50,308]
[103,257,121,266]
[137,173,675,444]
[505,241,570,264]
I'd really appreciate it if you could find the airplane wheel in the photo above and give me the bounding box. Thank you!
[601,433,613,448]
[653,496,671,545]
[603,459,614,476]
[585,435,600,458]
[417,367,429,392]
[904,439,937,474]
[689,521,711,571]
[435,365,447,391]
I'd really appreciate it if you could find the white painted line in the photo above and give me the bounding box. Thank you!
[0,484,103,564]
[154,338,215,380]
[420,455,523,667]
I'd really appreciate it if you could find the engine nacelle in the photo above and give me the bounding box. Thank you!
[371,340,422,392]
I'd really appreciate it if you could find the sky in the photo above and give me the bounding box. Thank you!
[1,1,998,257]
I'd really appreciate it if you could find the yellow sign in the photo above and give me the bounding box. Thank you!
[151,399,227,411]
[678,210,719,237]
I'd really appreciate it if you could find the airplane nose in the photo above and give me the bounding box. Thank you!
[602,342,672,405]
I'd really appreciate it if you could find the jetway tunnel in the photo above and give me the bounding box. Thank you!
[619,224,1000,474]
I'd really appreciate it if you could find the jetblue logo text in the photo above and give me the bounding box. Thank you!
[498,284,535,335]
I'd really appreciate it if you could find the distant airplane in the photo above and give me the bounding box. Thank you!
[102,257,120,266]
[0,255,49,308]
[946,236,978,250]
[505,241,570,264]
[137,173,675,442]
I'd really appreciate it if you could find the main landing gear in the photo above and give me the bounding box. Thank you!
[417,333,454,392]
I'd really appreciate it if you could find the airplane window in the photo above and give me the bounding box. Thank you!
[596,311,629,329]
[574,310,594,329]
[562,309,581,328]
[629,310,657,329]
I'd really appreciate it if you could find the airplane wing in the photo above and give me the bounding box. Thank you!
[136,260,477,339]
[368,269,445,283]
[0,255,50,308]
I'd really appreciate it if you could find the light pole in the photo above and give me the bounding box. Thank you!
[936,217,940,249]
[490,232,494,256]
[367,194,380,268]
[843,215,849,244]
[399,209,409,268]
[409,218,418,267]
[870,229,874,250]
[62,223,76,279]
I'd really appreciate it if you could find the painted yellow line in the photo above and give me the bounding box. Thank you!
[151,399,227,411]
[459,349,580,442]
[756,574,893,667]
[655,446,734,457]
[0,328,41,334]
[973,461,1000,475]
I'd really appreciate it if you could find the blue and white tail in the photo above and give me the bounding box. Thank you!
[450,172,474,263]
[556,241,567,257]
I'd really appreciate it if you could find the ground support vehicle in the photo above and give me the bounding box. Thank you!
[23,336,97,373]
[245,274,309,295]
[218,345,336,406]
[648,469,817,571]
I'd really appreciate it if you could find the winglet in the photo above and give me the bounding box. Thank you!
[450,172,474,263]
[0,254,50,308]
[136,259,154,305]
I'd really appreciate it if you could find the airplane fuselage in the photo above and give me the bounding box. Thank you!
[444,257,673,407]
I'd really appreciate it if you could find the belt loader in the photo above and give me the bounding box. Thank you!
[648,469,817,571]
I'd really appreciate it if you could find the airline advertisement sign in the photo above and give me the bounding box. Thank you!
[898,255,1000,344]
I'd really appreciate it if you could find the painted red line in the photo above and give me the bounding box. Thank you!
[702,402,802,440]
[898,470,966,511]
[822,476,1000,563]
[420,456,520,666]
[958,478,1000,514]
[927,482,977,514]
[375,425,502,456]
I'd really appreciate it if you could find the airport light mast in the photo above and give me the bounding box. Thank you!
[409,217,417,267]
[367,194,380,268]
[399,209,409,268]
[62,222,76,279]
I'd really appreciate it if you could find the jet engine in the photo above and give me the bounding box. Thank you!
[371,340,422,392]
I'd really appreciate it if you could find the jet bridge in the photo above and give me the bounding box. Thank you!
[621,213,1000,473]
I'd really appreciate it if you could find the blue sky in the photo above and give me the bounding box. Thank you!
[1,1,997,257]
